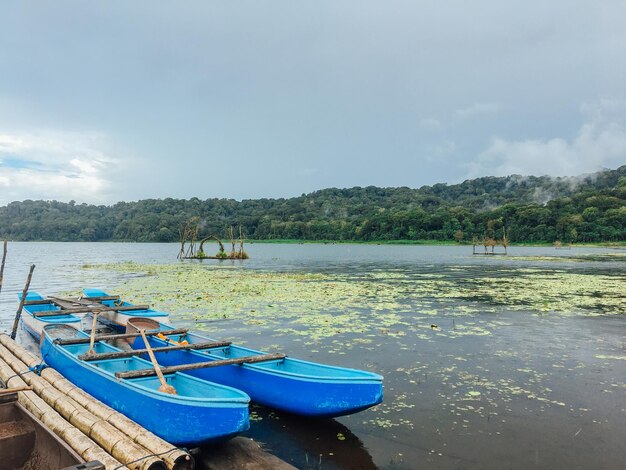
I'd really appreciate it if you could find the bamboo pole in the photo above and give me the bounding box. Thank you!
[0,343,166,470]
[34,305,151,317]
[140,329,177,395]
[116,353,287,379]
[55,328,188,346]
[22,298,55,306]
[11,264,35,339]
[61,295,121,303]
[79,340,231,362]
[0,357,124,469]
[0,240,7,297]
[0,334,192,470]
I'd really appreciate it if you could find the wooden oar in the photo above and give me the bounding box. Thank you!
[140,329,177,395]
[85,313,99,356]
[115,352,287,379]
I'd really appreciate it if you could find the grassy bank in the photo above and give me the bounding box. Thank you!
[247,239,626,247]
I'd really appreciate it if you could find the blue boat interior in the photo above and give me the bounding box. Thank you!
[20,292,80,322]
[45,325,250,401]
[82,289,169,317]
[148,330,382,381]
[87,289,382,382]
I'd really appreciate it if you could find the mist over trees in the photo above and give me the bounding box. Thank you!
[1,166,624,244]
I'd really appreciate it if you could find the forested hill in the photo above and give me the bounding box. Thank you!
[1,166,625,244]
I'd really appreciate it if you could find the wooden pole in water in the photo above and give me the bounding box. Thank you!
[0,357,124,468]
[10,264,35,340]
[0,343,166,470]
[0,334,192,470]
[0,240,7,297]
[140,329,177,395]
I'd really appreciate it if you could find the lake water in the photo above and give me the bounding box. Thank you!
[0,242,624,469]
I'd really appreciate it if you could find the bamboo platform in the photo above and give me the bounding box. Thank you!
[0,333,295,470]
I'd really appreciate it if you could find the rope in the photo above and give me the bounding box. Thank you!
[1,362,47,387]
[112,446,189,469]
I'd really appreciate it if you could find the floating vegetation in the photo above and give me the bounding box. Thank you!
[74,255,625,467]
[80,261,626,331]
[507,252,626,263]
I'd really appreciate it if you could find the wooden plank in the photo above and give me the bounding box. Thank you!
[81,295,121,302]
[78,340,232,361]
[54,328,189,345]
[51,296,121,307]
[104,305,150,312]
[114,353,287,379]
[34,304,151,317]
[23,299,53,306]
[24,296,120,307]
[47,297,87,309]
[34,308,94,317]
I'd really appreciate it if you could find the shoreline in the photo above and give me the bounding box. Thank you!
[3,239,625,248]
[246,239,626,248]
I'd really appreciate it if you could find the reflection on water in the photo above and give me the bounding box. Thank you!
[237,405,375,469]
[0,242,625,469]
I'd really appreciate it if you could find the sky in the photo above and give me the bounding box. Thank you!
[1,1,625,205]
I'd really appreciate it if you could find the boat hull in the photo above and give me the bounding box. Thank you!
[41,328,250,446]
[92,290,383,417]
[137,333,383,417]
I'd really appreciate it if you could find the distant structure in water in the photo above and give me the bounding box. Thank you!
[554,240,572,250]
[178,218,249,260]
[472,229,508,255]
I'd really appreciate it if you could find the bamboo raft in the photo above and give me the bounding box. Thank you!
[0,332,296,470]
[0,246,295,470]
[0,333,193,470]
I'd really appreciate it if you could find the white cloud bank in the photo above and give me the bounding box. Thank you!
[468,98,626,177]
[0,131,118,205]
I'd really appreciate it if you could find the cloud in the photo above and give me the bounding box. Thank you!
[0,131,118,204]
[419,117,442,131]
[422,140,457,163]
[467,98,626,177]
[454,102,501,120]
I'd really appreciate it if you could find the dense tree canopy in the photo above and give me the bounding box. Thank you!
[1,166,624,243]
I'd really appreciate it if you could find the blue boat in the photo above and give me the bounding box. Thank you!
[41,324,250,446]
[81,288,170,331]
[83,289,383,417]
[19,292,83,339]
